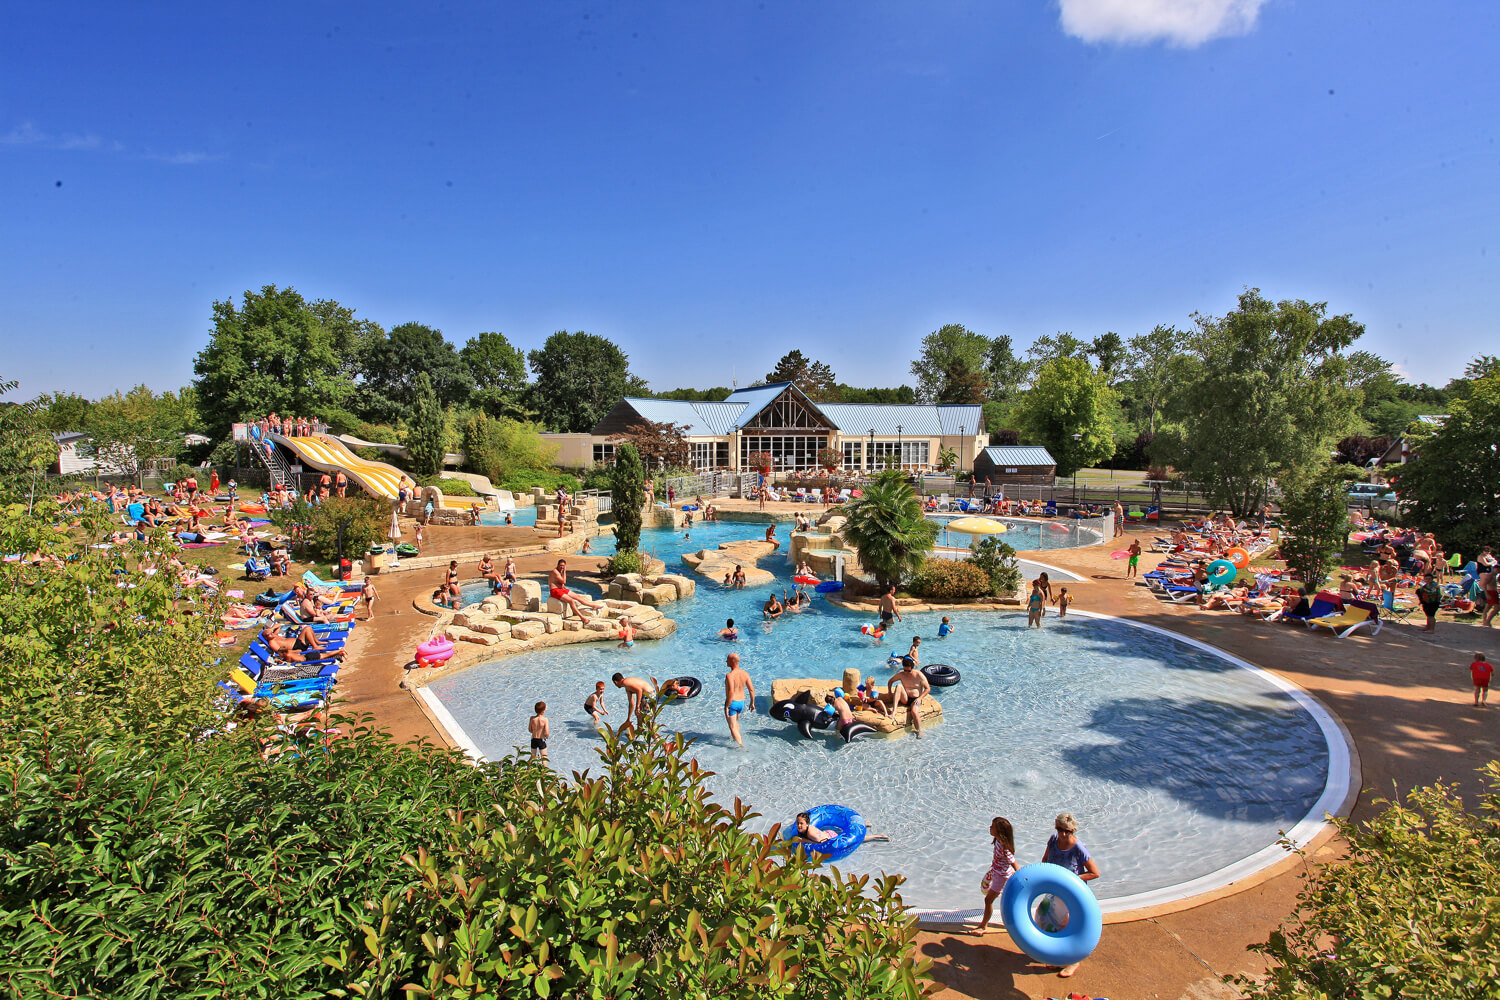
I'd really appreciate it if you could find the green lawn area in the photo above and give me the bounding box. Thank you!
[1072,467,1148,483]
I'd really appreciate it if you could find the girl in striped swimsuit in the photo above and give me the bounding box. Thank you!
[971,816,1020,934]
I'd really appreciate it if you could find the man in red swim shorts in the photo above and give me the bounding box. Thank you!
[1471,653,1492,708]
[549,559,603,621]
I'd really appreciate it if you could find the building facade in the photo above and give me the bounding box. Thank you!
[970,445,1058,486]
[548,382,986,474]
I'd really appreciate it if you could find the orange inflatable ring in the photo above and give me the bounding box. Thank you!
[1226,547,1251,570]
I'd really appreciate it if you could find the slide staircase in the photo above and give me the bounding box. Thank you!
[269,432,482,510]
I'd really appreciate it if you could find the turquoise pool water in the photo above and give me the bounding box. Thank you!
[927,513,1104,552]
[479,506,537,527]
[429,520,1334,911]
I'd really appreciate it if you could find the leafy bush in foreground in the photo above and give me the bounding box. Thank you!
[1234,763,1500,1000]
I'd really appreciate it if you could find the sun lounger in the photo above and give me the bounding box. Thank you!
[1306,600,1382,638]
[1264,594,1340,625]
[302,569,364,592]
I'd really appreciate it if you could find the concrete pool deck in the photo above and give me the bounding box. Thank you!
[337,516,1500,1000]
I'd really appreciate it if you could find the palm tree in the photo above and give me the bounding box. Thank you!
[840,470,939,590]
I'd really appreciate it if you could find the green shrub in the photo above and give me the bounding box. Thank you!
[502,468,581,494]
[420,475,477,497]
[275,496,390,563]
[966,536,1022,597]
[166,462,197,485]
[909,557,994,599]
[581,462,614,492]
[1234,762,1500,1000]
[605,549,645,576]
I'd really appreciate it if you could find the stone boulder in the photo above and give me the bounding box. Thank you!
[650,573,696,600]
[511,621,545,641]
[639,583,677,606]
[509,579,542,612]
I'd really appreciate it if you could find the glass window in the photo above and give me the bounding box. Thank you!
[593,443,615,464]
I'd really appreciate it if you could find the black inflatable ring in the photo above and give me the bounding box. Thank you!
[921,663,961,687]
[660,676,702,700]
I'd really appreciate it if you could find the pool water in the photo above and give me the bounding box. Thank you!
[927,513,1103,552]
[479,506,537,528]
[429,520,1333,911]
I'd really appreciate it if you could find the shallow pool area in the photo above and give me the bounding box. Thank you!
[479,506,537,528]
[426,520,1342,913]
[927,513,1105,551]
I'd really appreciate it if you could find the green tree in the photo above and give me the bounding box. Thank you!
[192,285,371,440]
[0,378,57,486]
[764,350,839,401]
[966,536,1022,597]
[1275,462,1354,591]
[1235,763,1500,1000]
[460,330,530,418]
[1158,290,1363,516]
[527,331,646,432]
[1390,368,1500,555]
[984,336,1029,404]
[840,470,939,589]
[837,384,917,404]
[612,420,690,468]
[610,441,646,554]
[362,322,474,420]
[86,385,192,484]
[652,386,733,401]
[1121,325,1190,434]
[1024,332,1090,367]
[1013,357,1117,477]
[406,373,447,477]
[36,391,92,432]
[910,324,991,403]
[1088,332,1127,382]
[936,359,989,404]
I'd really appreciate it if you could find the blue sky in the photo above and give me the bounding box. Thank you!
[2,1,1496,398]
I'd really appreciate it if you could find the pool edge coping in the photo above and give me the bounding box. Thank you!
[412,604,1362,928]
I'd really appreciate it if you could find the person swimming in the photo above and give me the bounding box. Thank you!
[718,618,738,640]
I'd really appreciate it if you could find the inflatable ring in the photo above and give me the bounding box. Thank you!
[814,580,844,593]
[659,676,702,700]
[782,804,868,863]
[415,636,454,668]
[1206,559,1237,588]
[999,863,1103,968]
[1226,546,1251,570]
[921,663,960,687]
[1047,522,1069,532]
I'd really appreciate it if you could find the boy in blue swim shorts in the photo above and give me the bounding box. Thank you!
[723,652,755,747]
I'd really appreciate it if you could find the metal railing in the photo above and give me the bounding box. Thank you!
[651,471,735,503]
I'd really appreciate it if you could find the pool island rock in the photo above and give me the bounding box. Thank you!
[681,539,780,587]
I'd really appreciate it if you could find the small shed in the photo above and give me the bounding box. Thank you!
[971,445,1056,487]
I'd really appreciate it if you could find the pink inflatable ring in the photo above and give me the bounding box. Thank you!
[416,635,455,668]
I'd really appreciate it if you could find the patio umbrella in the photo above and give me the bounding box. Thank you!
[946,516,1007,535]
[388,508,402,542]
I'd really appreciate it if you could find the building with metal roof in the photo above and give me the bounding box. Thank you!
[542,382,988,473]
[971,445,1057,486]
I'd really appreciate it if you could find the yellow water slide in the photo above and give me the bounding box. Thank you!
[270,432,483,509]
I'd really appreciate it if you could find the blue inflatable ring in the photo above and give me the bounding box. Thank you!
[1206,558,1237,588]
[999,863,1102,967]
[782,804,867,864]
[814,580,844,593]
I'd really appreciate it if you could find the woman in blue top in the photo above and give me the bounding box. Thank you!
[1041,812,1101,979]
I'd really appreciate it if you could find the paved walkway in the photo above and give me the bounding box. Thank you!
[336,519,1500,1000]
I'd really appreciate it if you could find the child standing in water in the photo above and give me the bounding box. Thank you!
[937,616,952,637]
[1027,581,1044,628]
[528,702,550,759]
[1055,587,1072,619]
[969,816,1019,934]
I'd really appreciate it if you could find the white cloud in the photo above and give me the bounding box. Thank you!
[1,120,214,164]
[1058,0,1269,47]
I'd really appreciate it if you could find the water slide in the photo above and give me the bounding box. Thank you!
[270,432,483,509]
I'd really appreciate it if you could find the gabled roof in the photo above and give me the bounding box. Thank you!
[53,430,89,443]
[724,382,799,426]
[978,446,1056,468]
[616,397,747,437]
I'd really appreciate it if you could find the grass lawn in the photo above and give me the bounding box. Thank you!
[1072,467,1148,483]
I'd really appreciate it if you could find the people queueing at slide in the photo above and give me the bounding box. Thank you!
[550,558,605,620]
[723,652,755,746]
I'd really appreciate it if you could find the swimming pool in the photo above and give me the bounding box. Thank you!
[927,513,1105,552]
[427,520,1342,913]
[479,506,537,528]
